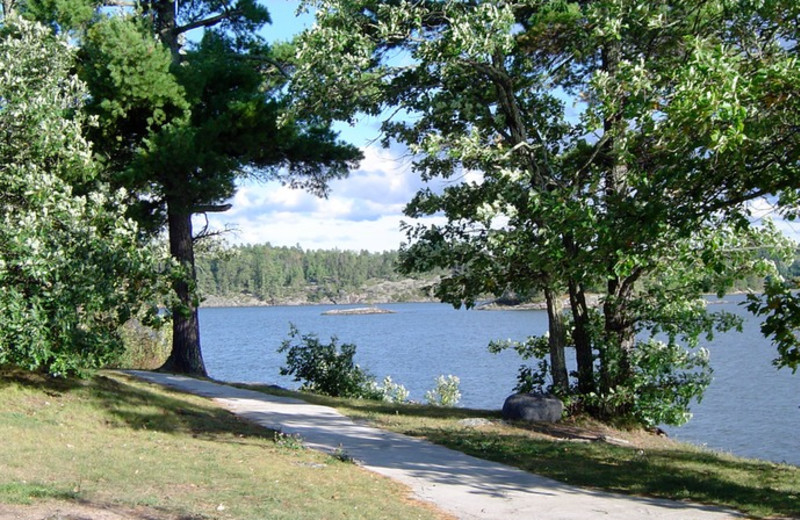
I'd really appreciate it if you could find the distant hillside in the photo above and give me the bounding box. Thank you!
[196,243,441,307]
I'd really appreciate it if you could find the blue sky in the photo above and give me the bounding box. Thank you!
[198,1,800,252]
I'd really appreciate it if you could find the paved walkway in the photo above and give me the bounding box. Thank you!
[125,371,744,520]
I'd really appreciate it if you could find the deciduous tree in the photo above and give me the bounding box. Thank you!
[0,16,169,375]
[291,0,799,425]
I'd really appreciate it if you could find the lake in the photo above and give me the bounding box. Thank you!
[199,296,799,466]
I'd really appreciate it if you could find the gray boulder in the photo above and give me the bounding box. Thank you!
[457,418,494,428]
[502,393,563,423]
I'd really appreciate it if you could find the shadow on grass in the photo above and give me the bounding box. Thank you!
[418,427,800,519]
[140,377,794,518]
[0,482,79,504]
[1,368,277,443]
[242,383,800,518]
[0,367,86,393]
[14,370,790,519]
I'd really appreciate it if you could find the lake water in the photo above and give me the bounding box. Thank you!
[199,296,800,466]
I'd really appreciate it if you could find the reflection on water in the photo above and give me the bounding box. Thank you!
[200,297,799,466]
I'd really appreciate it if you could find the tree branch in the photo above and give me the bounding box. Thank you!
[174,10,241,35]
[237,54,292,79]
[101,0,135,6]
[193,203,233,213]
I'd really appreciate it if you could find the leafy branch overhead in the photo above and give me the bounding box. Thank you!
[291,0,800,426]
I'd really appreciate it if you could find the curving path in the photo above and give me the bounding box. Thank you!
[124,371,744,520]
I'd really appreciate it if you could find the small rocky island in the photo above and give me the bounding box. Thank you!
[321,307,395,316]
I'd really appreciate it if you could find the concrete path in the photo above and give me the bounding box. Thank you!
[124,371,745,520]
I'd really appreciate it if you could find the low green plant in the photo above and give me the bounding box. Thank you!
[602,339,712,427]
[109,319,172,370]
[373,376,410,403]
[278,324,381,399]
[489,334,552,394]
[331,446,356,464]
[424,375,461,407]
[274,431,304,451]
[278,326,412,404]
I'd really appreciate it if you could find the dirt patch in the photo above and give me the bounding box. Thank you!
[0,501,193,520]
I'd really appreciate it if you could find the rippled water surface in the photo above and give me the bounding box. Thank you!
[199,296,799,466]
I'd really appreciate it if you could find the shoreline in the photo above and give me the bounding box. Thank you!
[200,292,755,310]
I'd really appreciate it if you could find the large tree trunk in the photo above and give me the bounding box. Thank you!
[544,287,569,394]
[160,199,207,376]
[597,36,636,412]
[600,277,637,395]
[153,0,206,376]
[568,279,595,395]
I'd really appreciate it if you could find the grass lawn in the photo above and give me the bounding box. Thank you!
[248,386,800,520]
[3,368,797,520]
[0,370,450,520]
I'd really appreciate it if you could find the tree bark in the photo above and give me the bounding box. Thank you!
[568,279,595,395]
[482,53,572,394]
[1,0,15,18]
[159,199,207,376]
[152,0,207,376]
[598,35,636,404]
[600,277,637,395]
[544,287,569,394]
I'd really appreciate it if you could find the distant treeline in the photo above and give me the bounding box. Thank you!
[196,242,800,306]
[196,243,415,304]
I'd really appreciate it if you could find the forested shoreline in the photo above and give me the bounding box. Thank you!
[195,242,798,308]
[196,243,441,306]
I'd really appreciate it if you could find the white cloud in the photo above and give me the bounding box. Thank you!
[211,212,422,251]
[200,157,800,253]
[747,198,781,219]
[746,198,800,243]
[228,183,318,213]
[195,144,438,251]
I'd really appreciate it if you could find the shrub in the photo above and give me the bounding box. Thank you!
[424,375,461,407]
[375,376,410,403]
[0,19,170,377]
[491,333,712,427]
[109,319,172,370]
[278,324,380,399]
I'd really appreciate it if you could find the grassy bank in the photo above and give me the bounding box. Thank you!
[0,370,449,520]
[3,370,796,520]
[250,386,800,520]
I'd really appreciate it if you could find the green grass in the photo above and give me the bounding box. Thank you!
[0,369,450,520]
[5,369,795,519]
[248,386,800,519]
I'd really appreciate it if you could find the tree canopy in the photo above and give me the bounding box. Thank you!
[0,16,169,375]
[14,0,363,375]
[291,0,800,425]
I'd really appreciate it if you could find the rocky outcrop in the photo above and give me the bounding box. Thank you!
[476,294,602,311]
[502,393,564,423]
[321,307,395,316]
